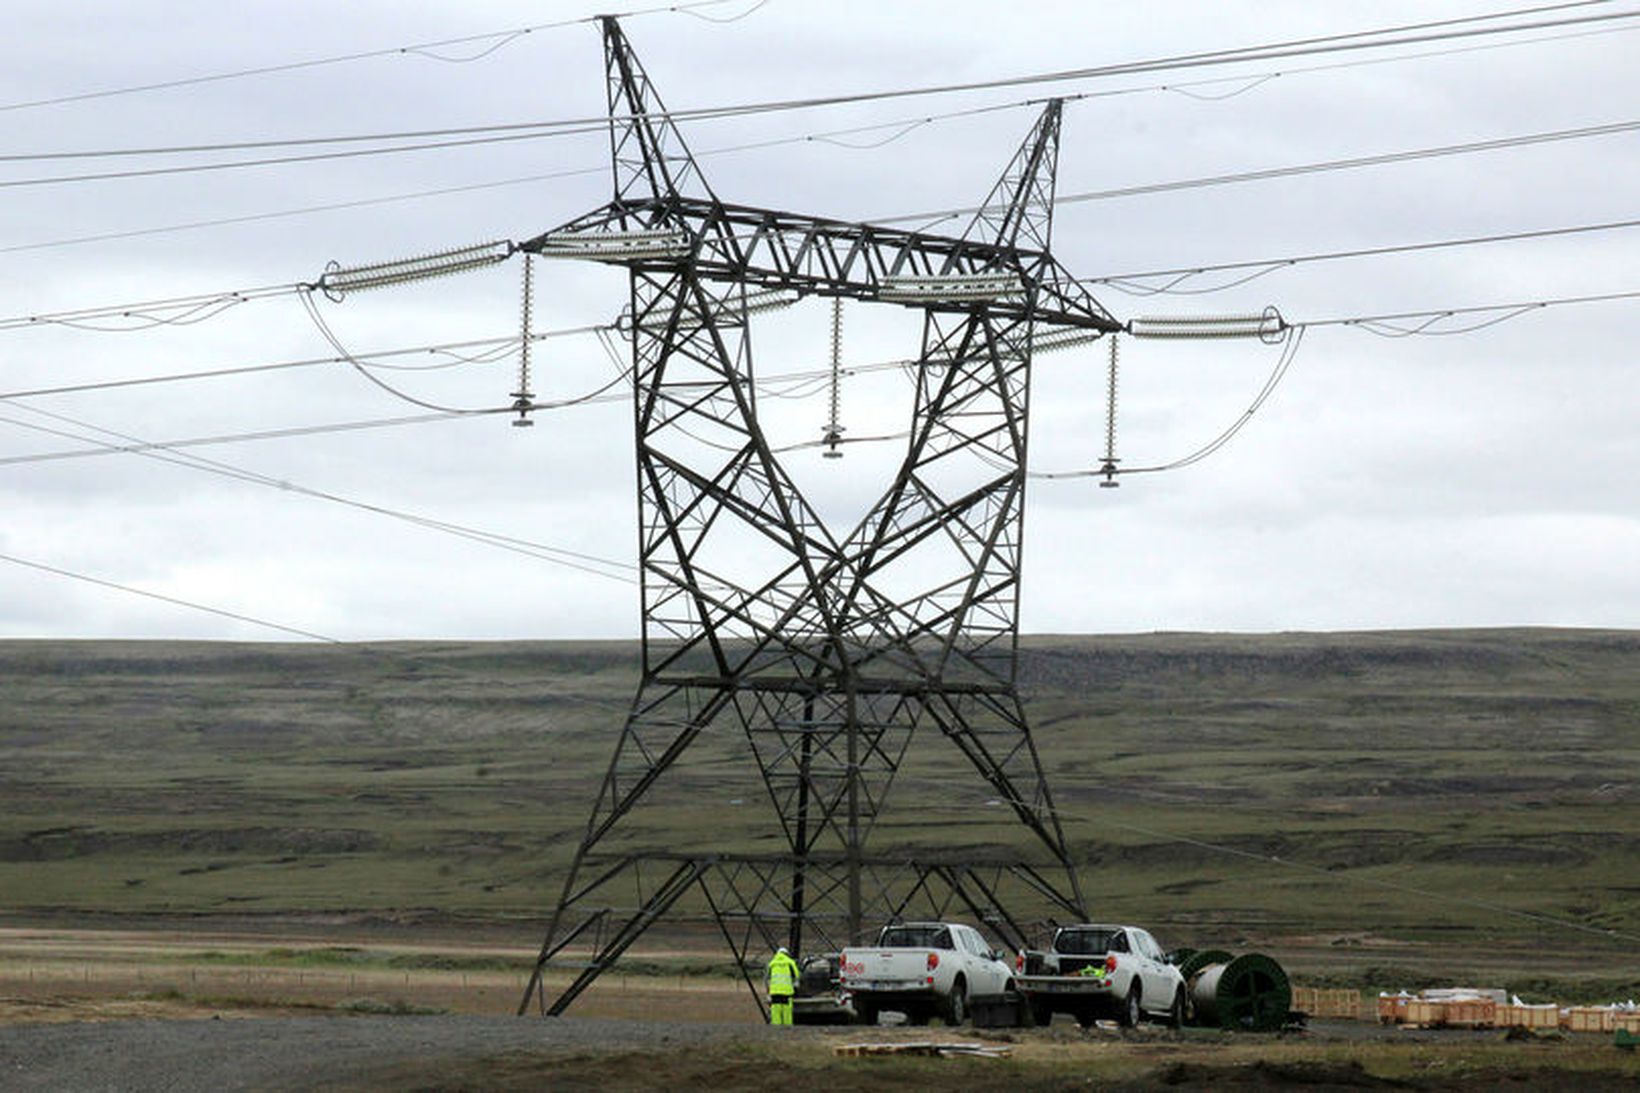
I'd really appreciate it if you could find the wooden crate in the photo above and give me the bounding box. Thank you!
[1564,1007,1616,1033]
[1612,1011,1640,1034]
[1377,994,1410,1025]
[1442,998,1496,1028]
[1498,1004,1559,1029]
[1304,989,1363,1019]
[1404,999,1446,1026]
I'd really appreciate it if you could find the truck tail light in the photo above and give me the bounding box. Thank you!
[1105,955,1118,974]
[926,952,940,972]
[1015,953,1024,973]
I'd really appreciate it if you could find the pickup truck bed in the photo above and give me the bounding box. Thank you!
[839,922,1013,1026]
[1014,924,1186,1028]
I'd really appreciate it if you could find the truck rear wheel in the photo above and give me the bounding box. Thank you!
[943,978,968,1026]
[1120,986,1142,1028]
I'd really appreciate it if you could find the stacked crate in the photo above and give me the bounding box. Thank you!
[1378,992,1637,1032]
[1404,998,1447,1026]
[1441,997,1497,1028]
[1564,1007,1617,1033]
[1496,1003,1559,1029]
[1376,992,1411,1025]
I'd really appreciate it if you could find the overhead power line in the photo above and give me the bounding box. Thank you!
[1304,287,1640,334]
[0,166,606,257]
[1033,286,1639,483]
[0,409,476,466]
[0,327,613,400]
[0,283,305,333]
[0,0,769,115]
[0,402,636,583]
[1094,217,1640,295]
[12,13,1633,166]
[25,95,1605,227]
[3,286,1633,472]
[2,27,1633,254]
[0,549,342,643]
[0,125,612,192]
[0,321,908,414]
[891,117,1640,227]
[0,120,611,164]
[3,6,1635,191]
[0,543,670,731]
[3,112,1632,340]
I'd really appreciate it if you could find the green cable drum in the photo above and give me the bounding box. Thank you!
[1177,948,1233,981]
[1189,953,1290,1031]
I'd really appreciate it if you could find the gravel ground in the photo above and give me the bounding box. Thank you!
[0,1014,813,1092]
[5,1014,1629,1091]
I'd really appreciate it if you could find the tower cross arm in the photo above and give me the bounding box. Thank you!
[520,197,1121,333]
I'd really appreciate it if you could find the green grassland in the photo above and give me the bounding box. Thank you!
[1,629,1636,984]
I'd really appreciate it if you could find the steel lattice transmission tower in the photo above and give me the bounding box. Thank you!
[519,18,1122,1017]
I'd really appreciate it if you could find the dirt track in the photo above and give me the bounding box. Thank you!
[6,1014,1640,1092]
[0,1014,807,1092]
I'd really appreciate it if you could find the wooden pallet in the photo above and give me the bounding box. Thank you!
[1292,987,1363,1020]
[833,1041,1013,1059]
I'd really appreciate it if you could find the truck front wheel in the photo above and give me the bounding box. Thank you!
[1167,986,1186,1029]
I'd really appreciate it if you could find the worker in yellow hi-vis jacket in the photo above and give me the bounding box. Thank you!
[766,945,800,1026]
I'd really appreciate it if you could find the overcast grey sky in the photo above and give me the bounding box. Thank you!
[1,1,1635,642]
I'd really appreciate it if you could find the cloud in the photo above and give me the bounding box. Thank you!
[1,2,1634,639]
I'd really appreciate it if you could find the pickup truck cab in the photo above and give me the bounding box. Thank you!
[1015,923,1186,1028]
[839,921,1013,1026]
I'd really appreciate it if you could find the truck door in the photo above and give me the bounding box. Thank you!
[1133,930,1171,1006]
[959,927,1003,994]
[976,930,1008,993]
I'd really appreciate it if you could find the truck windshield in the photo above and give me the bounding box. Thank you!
[879,926,953,950]
[1056,928,1120,955]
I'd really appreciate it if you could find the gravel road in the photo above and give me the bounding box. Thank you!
[0,1014,811,1092]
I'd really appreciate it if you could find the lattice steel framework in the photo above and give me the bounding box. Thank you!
[519,18,1121,1017]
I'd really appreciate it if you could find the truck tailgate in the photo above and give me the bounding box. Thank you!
[1016,975,1114,995]
[841,949,931,989]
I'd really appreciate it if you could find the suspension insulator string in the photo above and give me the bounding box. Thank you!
[822,297,845,459]
[511,254,535,427]
[1099,334,1120,487]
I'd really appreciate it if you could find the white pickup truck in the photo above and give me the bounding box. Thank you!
[838,921,1014,1026]
[1014,923,1187,1028]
